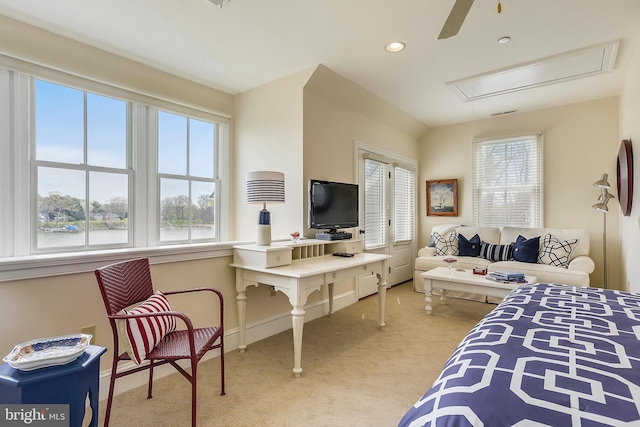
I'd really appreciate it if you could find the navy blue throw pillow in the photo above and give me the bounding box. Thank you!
[512,235,540,263]
[458,233,481,257]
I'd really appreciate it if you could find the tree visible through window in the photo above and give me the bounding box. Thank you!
[35,80,130,249]
[472,134,543,228]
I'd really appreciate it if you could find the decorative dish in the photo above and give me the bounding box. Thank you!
[3,333,91,371]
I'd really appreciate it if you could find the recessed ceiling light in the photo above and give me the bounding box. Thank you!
[498,36,511,44]
[385,42,406,53]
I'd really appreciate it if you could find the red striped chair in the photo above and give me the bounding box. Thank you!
[94,258,225,427]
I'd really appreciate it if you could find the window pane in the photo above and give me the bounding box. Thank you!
[364,158,387,248]
[191,181,216,240]
[89,172,129,245]
[473,135,542,228]
[87,93,127,168]
[394,167,414,244]
[158,111,187,175]
[160,178,189,241]
[189,119,215,178]
[37,167,86,248]
[35,80,84,164]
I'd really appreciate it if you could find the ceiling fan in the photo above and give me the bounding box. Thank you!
[438,0,502,39]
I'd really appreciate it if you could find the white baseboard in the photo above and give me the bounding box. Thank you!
[98,289,358,401]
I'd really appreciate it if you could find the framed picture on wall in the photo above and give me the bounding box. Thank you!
[426,179,458,216]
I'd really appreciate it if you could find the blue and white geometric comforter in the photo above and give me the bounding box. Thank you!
[398,283,640,427]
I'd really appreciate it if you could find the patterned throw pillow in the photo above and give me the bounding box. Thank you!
[512,235,540,263]
[480,242,513,262]
[537,234,579,268]
[458,233,481,257]
[433,230,459,256]
[117,292,176,365]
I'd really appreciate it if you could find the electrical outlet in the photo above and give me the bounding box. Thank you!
[81,325,96,344]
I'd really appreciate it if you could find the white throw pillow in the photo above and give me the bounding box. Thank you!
[433,230,459,256]
[117,292,176,365]
[537,234,579,268]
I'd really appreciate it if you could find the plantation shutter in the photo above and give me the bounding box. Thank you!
[393,166,415,244]
[473,134,543,228]
[364,158,388,249]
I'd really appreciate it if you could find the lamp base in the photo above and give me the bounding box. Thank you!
[256,224,271,246]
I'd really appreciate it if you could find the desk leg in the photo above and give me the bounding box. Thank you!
[424,278,433,314]
[328,283,334,316]
[377,273,387,327]
[291,305,305,377]
[237,290,248,353]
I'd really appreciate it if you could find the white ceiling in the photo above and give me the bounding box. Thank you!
[0,0,639,128]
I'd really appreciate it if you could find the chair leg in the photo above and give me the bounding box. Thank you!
[147,360,154,399]
[191,365,197,427]
[220,338,226,396]
[104,366,118,427]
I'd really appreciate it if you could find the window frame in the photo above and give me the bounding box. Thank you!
[472,133,544,228]
[0,64,233,282]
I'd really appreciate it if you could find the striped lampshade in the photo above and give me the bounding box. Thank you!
[246,171,285,204]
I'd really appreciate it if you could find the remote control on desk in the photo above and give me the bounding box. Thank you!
[332,252,354,257]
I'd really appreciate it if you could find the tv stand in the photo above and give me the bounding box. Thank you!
[315,230,352,241]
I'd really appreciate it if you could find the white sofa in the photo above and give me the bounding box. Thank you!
[414,224,595,295]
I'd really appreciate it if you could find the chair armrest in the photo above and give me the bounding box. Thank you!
[162,287,224,327]
[163,287,224,303]
[417,247,436,257]
[568,256,595,274]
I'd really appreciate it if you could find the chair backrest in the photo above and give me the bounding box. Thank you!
[95,258,155,315]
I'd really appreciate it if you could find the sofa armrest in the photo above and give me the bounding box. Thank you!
[568,256,595,274]
[417,247,436,257]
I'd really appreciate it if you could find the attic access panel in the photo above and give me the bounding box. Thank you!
[446,40,619,101]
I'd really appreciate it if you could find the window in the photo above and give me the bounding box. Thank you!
[0,69,228,260]
[34,80,131,251]
[393,166,415,244]
[157,111,218,242]
[363,158,388,249]
[472,134,543,228]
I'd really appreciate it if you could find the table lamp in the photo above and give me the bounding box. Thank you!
[246,171,285,246]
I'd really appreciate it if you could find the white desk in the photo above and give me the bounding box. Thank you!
[230,252,391,377]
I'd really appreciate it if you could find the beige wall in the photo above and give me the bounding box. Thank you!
[232,68,314,241]
[0,14,232,117]
[419,97,621,289]
[619,33,640,293]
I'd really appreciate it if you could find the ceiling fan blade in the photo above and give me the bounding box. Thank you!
[438,0,474,40]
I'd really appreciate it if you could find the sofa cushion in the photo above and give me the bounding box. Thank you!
[538,234,579,268]
[480,242,513,262]
[415,256,492,272]
[489,261,589,287]
[512,235,540,263]
[458,233,481,257]
[433,230,459,256]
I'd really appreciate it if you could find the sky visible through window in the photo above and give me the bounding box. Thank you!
[35,80,216,205]
[33,78,218,247]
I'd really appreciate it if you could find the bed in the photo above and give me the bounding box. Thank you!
[399,283,640,426]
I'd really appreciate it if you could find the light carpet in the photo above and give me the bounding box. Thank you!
[97,281,495,426]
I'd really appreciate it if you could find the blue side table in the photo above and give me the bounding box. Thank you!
[0,345,106,427]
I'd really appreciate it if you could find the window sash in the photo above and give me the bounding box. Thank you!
[363,158,388,249]
[472,134,543,228]
[393,166,415,244]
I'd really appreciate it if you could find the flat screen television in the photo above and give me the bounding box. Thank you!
[308,179,359,231]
